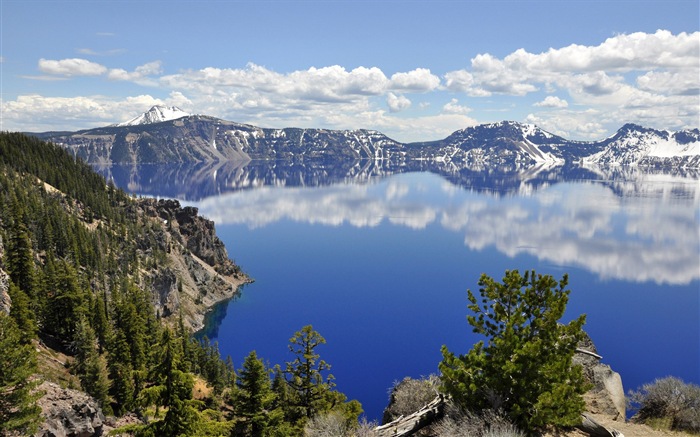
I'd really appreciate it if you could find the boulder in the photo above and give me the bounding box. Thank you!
[574,333,627,421]
[36,381,105,437]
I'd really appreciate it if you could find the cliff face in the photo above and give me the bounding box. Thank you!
[0,237,10,316]
[133,198,251,332]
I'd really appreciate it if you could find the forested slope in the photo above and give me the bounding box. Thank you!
[0,133,360,436]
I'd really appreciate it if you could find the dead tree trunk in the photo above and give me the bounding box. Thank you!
[373,395,446,437]
[577,413,625,437]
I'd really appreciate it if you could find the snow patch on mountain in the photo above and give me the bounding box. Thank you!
[584,125,700,166]
[116,105,190,126]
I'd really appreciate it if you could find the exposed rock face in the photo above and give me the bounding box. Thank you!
[36,381,105,437]
[135,198,251,331]
[575,333,627,421]
[0,236,11,315]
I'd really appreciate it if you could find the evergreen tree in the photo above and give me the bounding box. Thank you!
[234,351,277,437]
[0,313,42,435]
[72,318,112,415]
[42,258,87,344]
[7,282,37,343]
[284,325,335,421]
[6,220,36,301]
[139,328,200,436]
[439,270,589,432]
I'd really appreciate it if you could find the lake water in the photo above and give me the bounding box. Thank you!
[99,161,700,421]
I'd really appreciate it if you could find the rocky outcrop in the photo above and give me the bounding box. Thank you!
[135,198,251,332]
[36,381,105,437]
[0,236,11,315]
[575,333,627,421]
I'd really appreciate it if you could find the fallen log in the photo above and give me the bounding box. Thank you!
[374,394,446,437]
[577,413,624,437]
[576,348,603,360]
[373,393,623,437]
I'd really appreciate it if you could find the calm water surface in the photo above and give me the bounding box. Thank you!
[103,162,700,420]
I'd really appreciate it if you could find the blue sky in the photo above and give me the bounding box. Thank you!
[1,0,698,142]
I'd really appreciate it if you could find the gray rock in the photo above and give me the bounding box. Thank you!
[575,333,627,421]
[36,381,105,437]
[0,236,11,316]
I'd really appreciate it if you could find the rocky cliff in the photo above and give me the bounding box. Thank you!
[130,197,251,332]
[0,237,10,316]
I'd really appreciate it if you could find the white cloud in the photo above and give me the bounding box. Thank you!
[107,61,162,85]
[534,96,569,108]
[1,94,183,131]
[636,70,700,96]
[386,93,411,113]
[441,30,699,138]
[389,68,441,92]
[38,58,162,86]
[162,63,391,103]
[6,30,697,141]
[38,58,107,76]
[442,99,472,114]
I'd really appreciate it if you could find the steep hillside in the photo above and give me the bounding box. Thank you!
[0,132,249,333]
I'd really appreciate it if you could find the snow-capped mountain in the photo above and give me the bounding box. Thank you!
[412,121,569,165]
[584,124,700,167]
[36,113,699,168]
[114,105,191,127]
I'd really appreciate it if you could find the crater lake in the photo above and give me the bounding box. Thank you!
[97,160,700,421]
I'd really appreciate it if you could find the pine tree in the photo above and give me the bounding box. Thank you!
[0,313,42,435]
[234,350,277,437]
[42,258,87,344]
[72,318,112,415]
[6,220,36,302]
[439,270,589,432]
[139,328,200,436]
[7,282,37,343]
[284,325,335,421]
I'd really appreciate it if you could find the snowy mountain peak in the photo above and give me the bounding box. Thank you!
[116,105,191,127]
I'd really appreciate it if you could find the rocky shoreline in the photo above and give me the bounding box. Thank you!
[133,197,253,332]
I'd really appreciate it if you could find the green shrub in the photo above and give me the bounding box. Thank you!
[440,270,589,432]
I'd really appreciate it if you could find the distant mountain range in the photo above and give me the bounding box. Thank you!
[33,105,700,168]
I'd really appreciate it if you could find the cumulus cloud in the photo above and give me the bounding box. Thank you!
[389,68,441,92]
[162,63,391,103]
[7,30,697,141]
[442,30,699,137]
[386,93,411,112]
[1,93,186,131]
[534,96,569,108]
[107,61,162,85]
[39,58,107,76]
[38,58,163,86]
[442,99,472,114]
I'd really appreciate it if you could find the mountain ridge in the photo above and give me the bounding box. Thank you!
[113,105,191,127]
[33,108,700,167]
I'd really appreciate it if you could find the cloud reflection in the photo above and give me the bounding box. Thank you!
[191,173,699,285]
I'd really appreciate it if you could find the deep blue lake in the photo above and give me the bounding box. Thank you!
[99,161,700,421]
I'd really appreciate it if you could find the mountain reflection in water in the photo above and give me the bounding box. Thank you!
[96,159,700,420]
